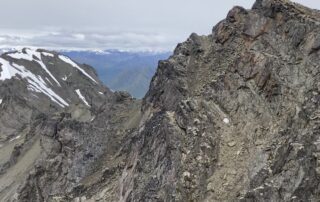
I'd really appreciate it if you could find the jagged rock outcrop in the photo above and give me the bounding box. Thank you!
[2,0,320,201]
[128,1,320,201]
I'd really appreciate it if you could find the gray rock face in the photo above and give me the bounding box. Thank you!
[3,0,320,202]
[116,0,320,201]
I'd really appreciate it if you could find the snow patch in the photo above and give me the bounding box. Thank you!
[0,58,69,107]
[98,91,103,95]
[75,89,90,107]
[223,118,230,124]
[62,75,67,81]
[41,52,54,57]
[0,99,2,104]
[58,55,98,84]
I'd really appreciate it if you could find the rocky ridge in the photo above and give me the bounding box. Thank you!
[2,0,320,201]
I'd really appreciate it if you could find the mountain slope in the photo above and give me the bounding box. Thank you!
[0,48,111,141]
[0,48,112,201]
[3,0,320,201]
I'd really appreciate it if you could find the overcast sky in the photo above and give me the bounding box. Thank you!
[0,0,319,51]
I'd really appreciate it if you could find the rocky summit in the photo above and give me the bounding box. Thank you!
[1,0,320,201]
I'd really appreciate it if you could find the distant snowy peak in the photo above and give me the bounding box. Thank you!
[5,48,97,84]
[0,48,107,109]
[8,49,61,86]
[0,57,68,107]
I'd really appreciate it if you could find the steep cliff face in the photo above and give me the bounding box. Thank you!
[87,0,320,201]
[4,0,320,201]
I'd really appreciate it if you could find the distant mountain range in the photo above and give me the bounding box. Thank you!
[61,50,171,98]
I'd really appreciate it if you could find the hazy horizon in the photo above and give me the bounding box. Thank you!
[0,0,319,52]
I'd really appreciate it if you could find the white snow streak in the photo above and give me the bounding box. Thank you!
[9,135,21,142]
[45,77,54,86]
[75,89,90,107]
[58,55,98,84]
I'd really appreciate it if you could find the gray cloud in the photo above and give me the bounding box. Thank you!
[0,30,180,51]
[0,0,319,51]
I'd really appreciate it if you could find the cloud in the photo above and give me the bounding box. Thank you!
[0,29,180,52]
[72,34,86,41]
